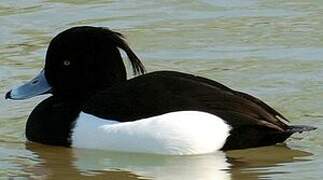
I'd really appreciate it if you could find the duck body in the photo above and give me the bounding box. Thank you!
[25,70,312,155]
[6,26,315,155]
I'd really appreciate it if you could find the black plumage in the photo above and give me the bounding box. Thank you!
[83,70,315,150]
[6,26,316,151]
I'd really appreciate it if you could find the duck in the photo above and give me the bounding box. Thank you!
[5,26,316,155]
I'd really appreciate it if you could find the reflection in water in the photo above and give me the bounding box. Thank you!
[227,145,313,180]
[24,143,312,180]
[24,143,140,180]
[72,148,230,180]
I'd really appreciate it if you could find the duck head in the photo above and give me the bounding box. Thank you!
[6,26,145,101]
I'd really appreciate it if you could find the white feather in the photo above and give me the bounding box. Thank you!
[71,111,231,155]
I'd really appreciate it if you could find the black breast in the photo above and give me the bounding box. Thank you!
[26,96,80,146]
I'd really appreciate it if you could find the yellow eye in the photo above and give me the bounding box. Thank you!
[63,60,71,66]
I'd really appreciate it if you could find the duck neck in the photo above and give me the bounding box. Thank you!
[52,76,127,104]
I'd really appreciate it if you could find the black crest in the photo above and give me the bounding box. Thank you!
[101,27,146,75]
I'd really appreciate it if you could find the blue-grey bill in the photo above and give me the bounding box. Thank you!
[5,70,52,100]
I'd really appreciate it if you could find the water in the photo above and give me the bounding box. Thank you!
[0,0,322,179]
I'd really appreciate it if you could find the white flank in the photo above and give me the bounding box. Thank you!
[72,111,231,155]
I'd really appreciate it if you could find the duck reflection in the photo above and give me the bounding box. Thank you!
[25,143,140,180]
[227,145,313,179]
[25,143,312,180]
[72,148,230,180]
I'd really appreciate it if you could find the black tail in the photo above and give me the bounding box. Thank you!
[222,125,317,151]
[286,125,317,133]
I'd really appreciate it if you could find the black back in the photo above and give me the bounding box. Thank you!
[83,71,289,131]
[81,70,300,150]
